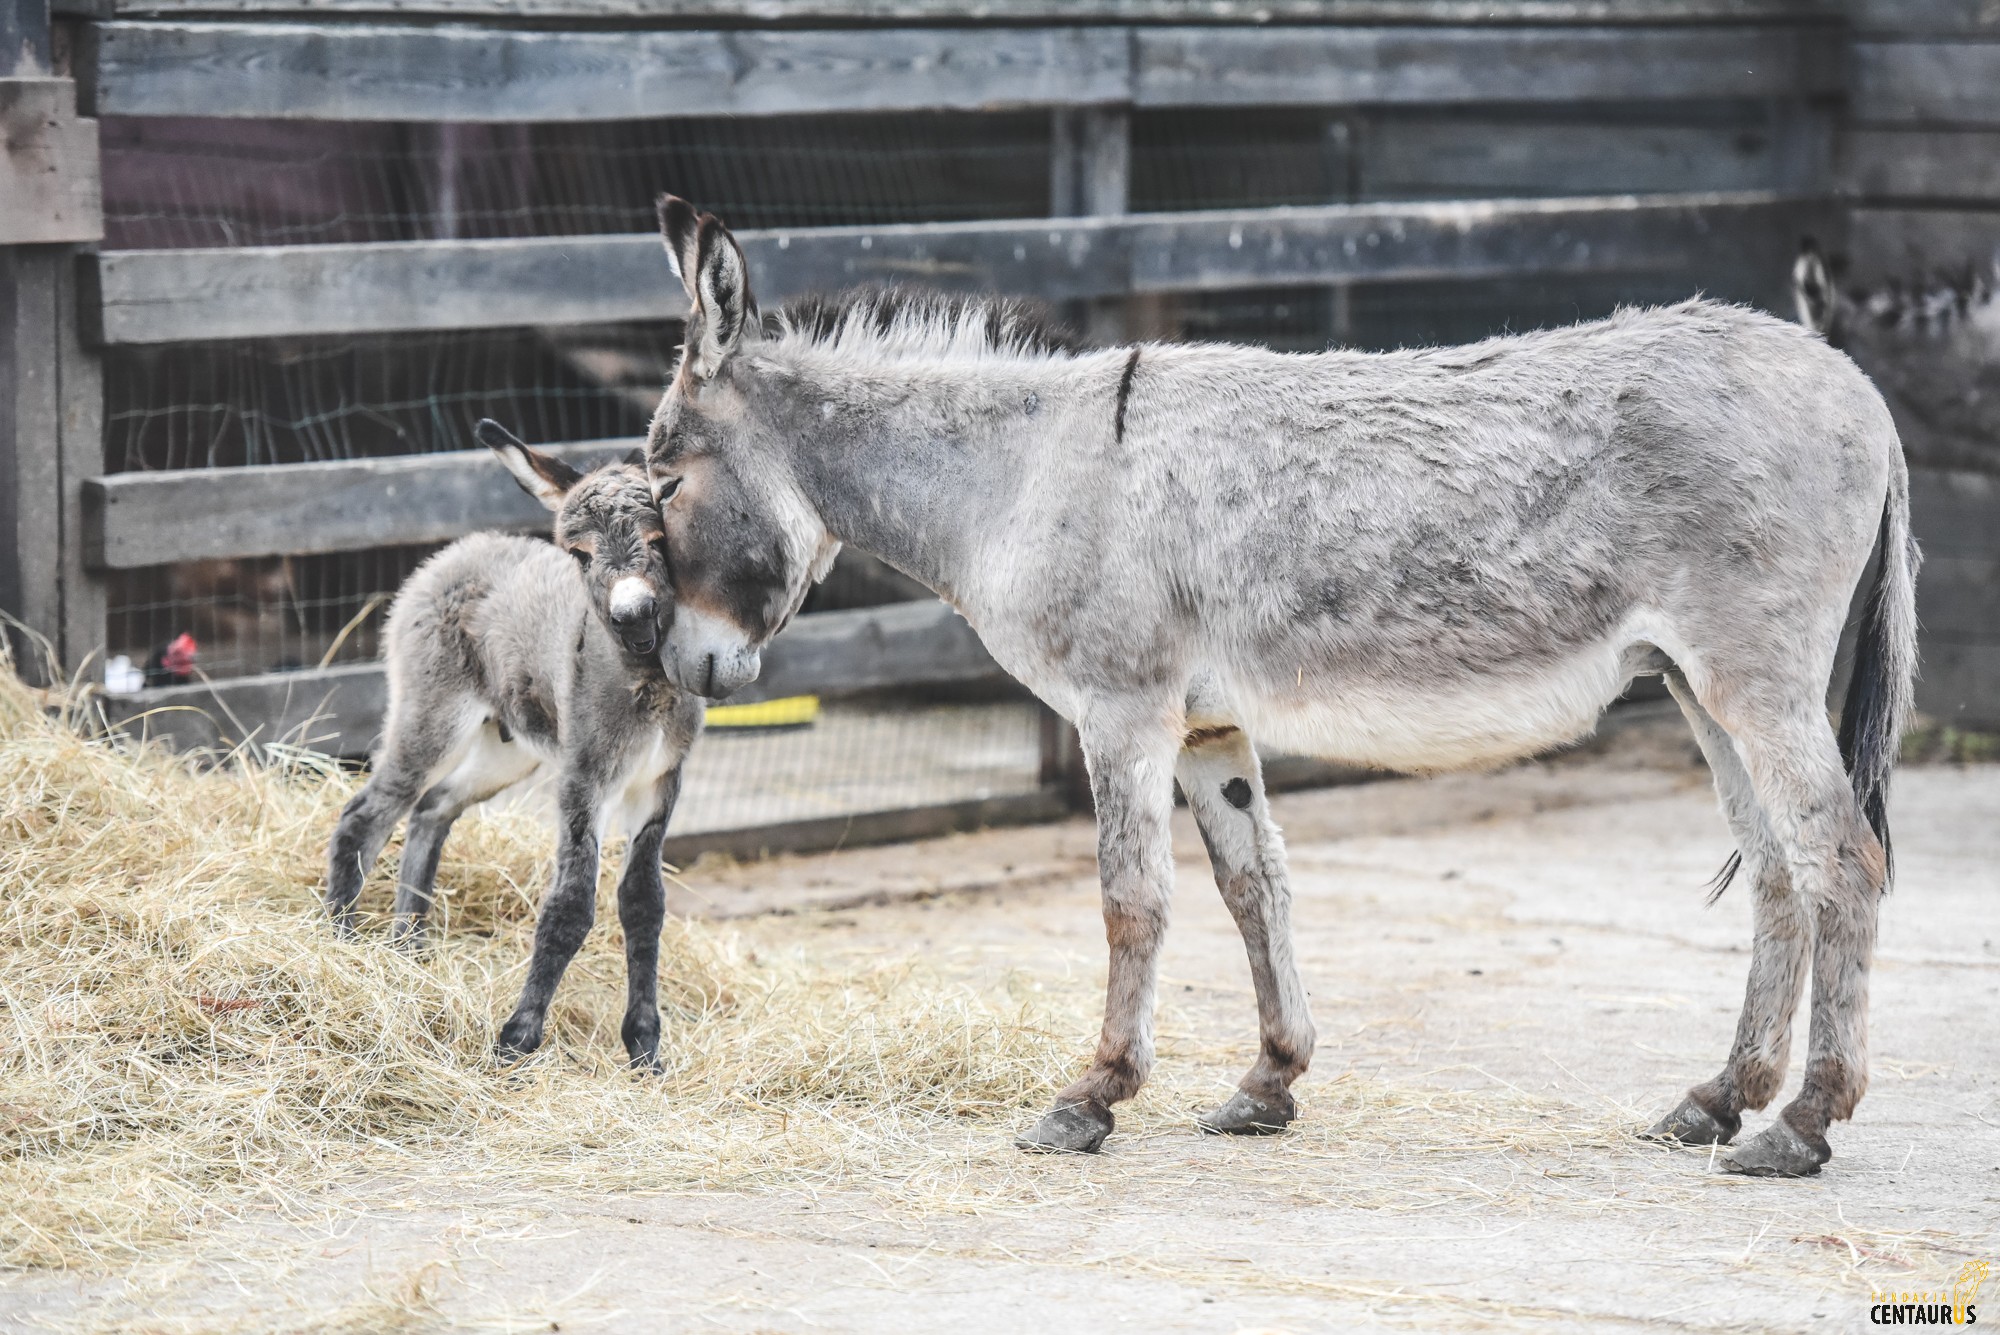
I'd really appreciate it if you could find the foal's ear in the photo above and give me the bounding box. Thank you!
[479,418,582,511]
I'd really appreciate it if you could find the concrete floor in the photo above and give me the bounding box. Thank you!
[10,727,1998,1333]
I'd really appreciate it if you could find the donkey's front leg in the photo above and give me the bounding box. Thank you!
[1017,722,1179,1154]
[615,765,683,1073]
[496,775,605,1061]
[1178,725,1315,1135]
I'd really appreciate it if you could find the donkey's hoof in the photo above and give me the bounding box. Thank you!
[1197,1088,1296,1136]
[1720,1119,1830,1178]
[1642,1095,1739,1147]
[493,1019,544,1064]
[1015,1099,1114,1154]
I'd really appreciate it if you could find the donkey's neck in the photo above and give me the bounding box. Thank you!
[756,347,1118,603]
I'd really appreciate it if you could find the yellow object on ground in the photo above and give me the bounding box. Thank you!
[703,694,820,729]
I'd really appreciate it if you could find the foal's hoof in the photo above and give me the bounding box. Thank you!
[1720,1119,1830,1178]
[1642,1095,1739,1147]
[493,1019,543,1065]
[1197,1088,1297,1136]
[1015,1099,1114,1154]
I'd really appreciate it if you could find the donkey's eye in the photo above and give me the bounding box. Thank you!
[657,477,683,503]
[570,548,591,570]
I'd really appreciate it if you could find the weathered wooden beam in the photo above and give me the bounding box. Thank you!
[0,79,101,245]
[1847,208,2000,282]
[1125,192,1818,292]
[728,597,999,706]
[1851,41,2000,126]
[81,440,635,569]
[91,192,1811,344]
[88,22,1132,122]
[86,0,1842,20]
[99,598,1007,754]
[1909,468,2000,729]
[86,19,1840,124]
[1842,128,2000,203]
[1132,24,1842,107]
[1847,0,2000,36]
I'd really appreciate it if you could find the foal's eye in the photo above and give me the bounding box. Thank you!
[657,477,683,503]
[569,548,591,570]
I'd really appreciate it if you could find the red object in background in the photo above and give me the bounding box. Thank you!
[144,632,199,686]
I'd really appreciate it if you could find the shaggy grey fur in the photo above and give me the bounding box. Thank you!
[639,197,1917,1173]
[326,423,702,1070]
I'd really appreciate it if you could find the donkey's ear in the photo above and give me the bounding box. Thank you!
[480,418,582,511]
[658,194,703,301]
[686,214,755,381]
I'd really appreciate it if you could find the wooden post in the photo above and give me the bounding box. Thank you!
[0,0,105,681]
[1050,104,1130,345]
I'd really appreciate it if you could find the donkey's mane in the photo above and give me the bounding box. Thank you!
[768,287,1086,363]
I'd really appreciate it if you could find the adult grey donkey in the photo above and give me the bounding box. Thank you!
[326,422,703,1071]
[640,196,1917,1177]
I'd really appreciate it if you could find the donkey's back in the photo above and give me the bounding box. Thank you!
[1068,299,1904,771]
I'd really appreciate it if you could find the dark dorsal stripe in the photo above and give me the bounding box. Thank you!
[1114,346,1142,444]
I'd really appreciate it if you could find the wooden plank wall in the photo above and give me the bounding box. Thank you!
[1840,1,2000,726]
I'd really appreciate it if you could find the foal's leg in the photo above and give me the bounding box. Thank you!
[1709,701,1884,1177]
[1646,674,1811,1147]
[615,765,683,1072]
[1016,719,1180,1154]
[390,726,540,950]
[325,703,477,933]
[496,767,610,1061]
[1178,725,1315,1134]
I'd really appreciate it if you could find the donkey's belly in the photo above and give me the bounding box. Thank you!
[1233,631,1646,773]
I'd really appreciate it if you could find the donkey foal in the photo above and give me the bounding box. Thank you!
[325,420,702,1070]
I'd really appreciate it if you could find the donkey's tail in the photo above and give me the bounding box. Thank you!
[1836,459,1921,887]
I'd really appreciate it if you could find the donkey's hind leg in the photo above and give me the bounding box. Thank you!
[1645,673,1810,1148]
[390,723,540,951]
[1704,696,1884,1177]
[1178,724,1315,1135]
[326,700,479,933]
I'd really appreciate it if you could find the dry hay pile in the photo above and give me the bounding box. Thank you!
[0,661,1079,1270]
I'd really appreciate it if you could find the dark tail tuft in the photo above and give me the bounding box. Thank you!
[1837,470,1920,889]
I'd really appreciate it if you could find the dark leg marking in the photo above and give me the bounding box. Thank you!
[1113,346,1142,444]
[1221,777,1252,810]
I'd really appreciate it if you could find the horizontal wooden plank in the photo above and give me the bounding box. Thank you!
[0,79,102,245]
[1914,639,2000,729]
[1842,128,2000,203]
[1361,118,1783,202]
[91,0,1839,21]
[1848,0,2000,38]
[1846,208,2000,284]
[1851,40,2000,126]
[88,19,1840,124]
[100,599,1007,753]
[101,659,389,755]
[1910,468,2000,560]
[1133,24,1841,107]
[729,598,999,706]
[92,192,1812,344]
[81,440,636,569]
[90,22,1131,121]
[660,789,1070,869]
[1125,192,1816,292]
